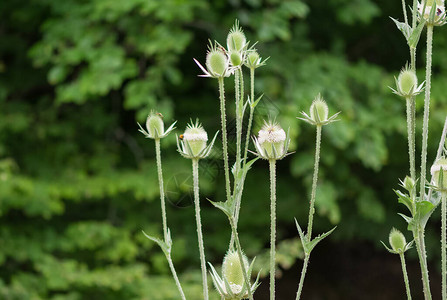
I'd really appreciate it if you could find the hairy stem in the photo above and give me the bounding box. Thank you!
[307,125,322,241]
[420,24,434,203]
[414,227,432,300]
[229,217,254,300]
[155,138,168,242]
[166,253,187,300]
[269,159,277,300]
[233,68,256,228]
[406,97,417,179]
[400,253,412,300]
[442,192,447,299]
[295,254,309,300]
[412,0,418,29]
[218,77,232,203]
[402,0,409,25]
[192,159,208,300]
[235,69,242,179]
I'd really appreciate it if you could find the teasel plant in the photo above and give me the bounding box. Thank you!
[137,112,186,300]
[295,95,339,300]
[194,20,269,300]
[388,0,447,299]
[252,120,292,299]
[176,120,218,300]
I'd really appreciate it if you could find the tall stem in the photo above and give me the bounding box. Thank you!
[218,77,232,203]
[155,138,168,242]
[307,125,322,241]
[155,140,186,300]
[406,97,416,179]
[166,253,187,300]
[235,69,242,180]
[442,192,447,299]
[192,159,208,300]
[234,68,256,227]
[420,24,434,203]
[414,227,432,300]
[402,0,409,25]
[295,254,309,300]
[400,253,412,300]
[229,217,254,300]
[269,159,277,300]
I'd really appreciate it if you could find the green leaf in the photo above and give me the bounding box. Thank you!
[394,189,413,214]
[408,20,426,49]
[294,218,309,254]
[307,226,337,254]
[142,230,170,255]
[390,17,411,40]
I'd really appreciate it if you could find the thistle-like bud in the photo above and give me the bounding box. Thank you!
[229,50,243,67]
[389,228,407,253]
[177,120,218,160]
[244,49,268,69]
[194,41,232,78]
[253,121,290,160]
[227,21,247,52]
[208,250,260,299]
[206,49,229,77]
[310,97,329,124]
[222,250,249,289]
[390,65,424,98]
[138,111,176,139]
[431,157,447,191]
[402,176,416,194]
[298,94,340,126]
[382,228,412,254]
[146,112,164,138]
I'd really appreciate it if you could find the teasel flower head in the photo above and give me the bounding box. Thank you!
[244,49,269,69]
[252,120,291,160]
[177,119,218,160]
[382,228,413,254]
[418,0,446,26]
[138,111,176,139]
[390,64,425,98]
[431,157,447,191]
[194,41,233,78]
[298,94,340,126]
[208,250,260,300]
[227,20,247,53]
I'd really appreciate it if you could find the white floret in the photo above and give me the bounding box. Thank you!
[258,127,286,144]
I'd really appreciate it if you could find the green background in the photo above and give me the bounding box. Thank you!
[1,0,447,298]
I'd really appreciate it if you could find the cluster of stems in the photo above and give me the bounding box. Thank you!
[389,0,447,299]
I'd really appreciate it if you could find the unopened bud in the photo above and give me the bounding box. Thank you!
[146,112,164,138]
[389,228,407,253]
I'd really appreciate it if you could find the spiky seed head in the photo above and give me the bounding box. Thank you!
[258,121,286,158]
[389,228,407,253]
[247,51,260,67]
[206,50,229,77]
[227,22,246,52]
[146,111,164,138]
[310,96,329,123]
[431,157,447,191]
[183,123,208,157]
[229,50,242,67]
[222,250,249,287]
[398,68,418,96]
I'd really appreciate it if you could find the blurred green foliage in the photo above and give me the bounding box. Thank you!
[1,0,447,298]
